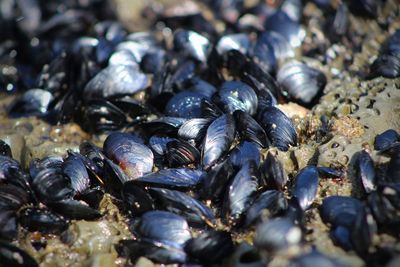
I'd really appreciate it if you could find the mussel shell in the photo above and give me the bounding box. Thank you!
[8,89,53,117]
[357,149,376,193]
[228,141,261,169]
[0,183,31,210]
[242,74,278,111]
[245,190,287,227]
[122,182,155,216]
[138,117,187,137]
[216,33,251,56]
[187,78,217,99]
[288,250,348,267]
[0,210,18,241]
[260,151,287,190]
[136,210,192,246]
[80,99,127,133]
[317,167,344,178]
[330,226,353,251]
[134,168,204,189]
[178,118,212,144]
[0,240,38,267]
[0,140,12,158]
[19,207,68,234]
[149,136,176,156]
[349,0,380,18]
[173,30,211,63]
[62,152,90,194]
[0,155,20,181]
[83,64,148,100]
[277,61,326,107]
[234,110,270,148]
[166,139,200,167]
[264,11,305,48]
[320,196,363,228]
[254,217,302,252]
[256,106,297,151]
[374,129,399,152]
[201,158,234,202]
[350,206,377,256]
[216,81,258,115]
[47,199,102,220]
[29,156,63,179]
[103,132,154,180]
[281,0,302,22]
[224,161,259,226]
[116,238,187,264]
[164,91,206,119]
[387,151,400,183]
[370,54,400,79]
[32,168,74,203]
[184,230,235,264]
[149,188,215,226]
[291,166,319,210]
[202,114,236,170]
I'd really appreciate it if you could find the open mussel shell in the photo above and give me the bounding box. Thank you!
[256,106,297,151]
[202,114,236,170]
[149,187,215,226]
[103,132,154,180]
[277,61,327,107]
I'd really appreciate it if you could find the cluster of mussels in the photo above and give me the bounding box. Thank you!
[0,0,400,266]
